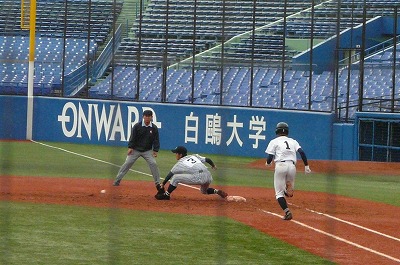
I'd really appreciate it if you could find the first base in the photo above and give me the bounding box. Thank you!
[226,195,246,202]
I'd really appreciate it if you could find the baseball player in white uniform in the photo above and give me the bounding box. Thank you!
[265,122,311,220]
[155,146,228,200]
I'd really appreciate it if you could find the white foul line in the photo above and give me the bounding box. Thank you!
[305,207,400,243]
[32,140,204,187]
[288,202,400,243]
[31,140,153,177]
[32,141,205,188]
[260,209,400,263]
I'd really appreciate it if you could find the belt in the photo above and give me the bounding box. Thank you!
[281,160,295,165]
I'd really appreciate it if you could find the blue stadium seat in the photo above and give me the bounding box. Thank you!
[0,36,96,95]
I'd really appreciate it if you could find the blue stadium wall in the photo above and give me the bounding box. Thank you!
[0,96,27,140]
[1,95,345,160]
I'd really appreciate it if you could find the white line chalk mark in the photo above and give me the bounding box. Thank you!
[260,209,400,263]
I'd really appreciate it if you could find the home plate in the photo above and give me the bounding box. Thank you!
[226,195,247,202]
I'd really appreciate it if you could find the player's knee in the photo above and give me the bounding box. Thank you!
[148,160,157,166]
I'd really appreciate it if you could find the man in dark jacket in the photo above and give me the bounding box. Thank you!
[113,110,163,193]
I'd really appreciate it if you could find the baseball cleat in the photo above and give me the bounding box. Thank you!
[113,181,120,186]
[155,193,170,200]
[283,211,293,220]
[156,184,164,193]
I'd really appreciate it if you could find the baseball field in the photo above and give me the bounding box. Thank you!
[1,140,399,264]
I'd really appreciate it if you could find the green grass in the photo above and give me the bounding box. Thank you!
[0,202,333,265]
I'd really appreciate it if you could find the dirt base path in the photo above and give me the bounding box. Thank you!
[1,173,399,265]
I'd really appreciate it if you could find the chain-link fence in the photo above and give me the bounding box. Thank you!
[0,0,399,121]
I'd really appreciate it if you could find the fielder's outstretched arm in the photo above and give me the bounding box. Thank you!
[205,157,216,169]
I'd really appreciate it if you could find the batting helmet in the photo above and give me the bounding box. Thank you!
[275,122,289,135]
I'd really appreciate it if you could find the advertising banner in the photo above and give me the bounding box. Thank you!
[33,97,334,159]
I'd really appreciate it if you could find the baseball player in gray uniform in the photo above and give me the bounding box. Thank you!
[265,122,311,220]
[155,146,228,200]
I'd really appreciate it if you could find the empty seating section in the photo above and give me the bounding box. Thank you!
[132,0,394,67]
[0,36,96,95]
[0,0,123,45]
[138,0,309,37]
[267,0,397,39]
[0,0,120,95]
[92,0,398,118]
[365,42,400,66]
[115,38,216,67]
[115,0,310,67]
[200,34,295,67]
[89,61,397,117]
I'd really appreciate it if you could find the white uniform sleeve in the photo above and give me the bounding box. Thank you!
[293,140,301,152]
[265,140,276,155]
[193,154,206,163]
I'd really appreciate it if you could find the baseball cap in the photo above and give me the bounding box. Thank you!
[171,146,187,155]
[143,110,153,116]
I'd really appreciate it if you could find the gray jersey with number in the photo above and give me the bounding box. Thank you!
[169,154,213,192]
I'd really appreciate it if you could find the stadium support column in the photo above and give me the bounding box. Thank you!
[161,0,170,103]
[190,0,198,104]
[26,0,36,140]
[391,6,398,113]
[358,0,367,112]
